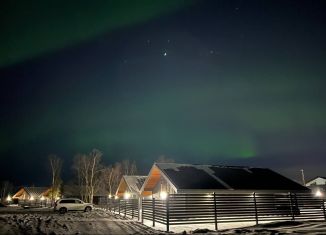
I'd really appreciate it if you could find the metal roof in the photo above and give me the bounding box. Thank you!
[154,163,309,192]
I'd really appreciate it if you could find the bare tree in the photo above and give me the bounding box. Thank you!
[49,154,63,205]
[122,159,138,175]
[156,155,175,163]
[72,149,103,203]
[103,162,122,196]
[0,181,14,202]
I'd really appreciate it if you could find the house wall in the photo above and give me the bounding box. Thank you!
[151,176,176,199]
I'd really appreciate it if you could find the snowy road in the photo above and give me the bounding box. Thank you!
[1,207,326,234]
[0,208,162,235]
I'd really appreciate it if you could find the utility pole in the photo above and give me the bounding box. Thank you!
[301,169,306,186]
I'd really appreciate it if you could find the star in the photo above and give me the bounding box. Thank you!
[163,52,167,56]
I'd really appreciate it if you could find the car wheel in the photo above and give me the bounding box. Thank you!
[59,207,67,214]
[84,206,92,212]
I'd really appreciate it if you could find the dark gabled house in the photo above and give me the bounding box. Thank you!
[141,163,309,198]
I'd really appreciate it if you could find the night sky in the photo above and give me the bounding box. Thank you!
[1,0,326,185]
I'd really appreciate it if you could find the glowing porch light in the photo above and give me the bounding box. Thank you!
[315,189,323,197]
[55,196,60,200]
[108,194,112,198]
[30,196,34,201]
[114,195,119,199]
[40,196,45,201]
[6,195,12,202]
[124,192,131,199]
[160,191,168,200]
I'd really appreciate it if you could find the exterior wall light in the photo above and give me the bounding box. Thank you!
[30,196,34,201]
[160,191,168,200]
[40,196,45,201]
[6,195,12,202]
[315,189,323,197]
[124,192,131,199]
[114,195,119,200]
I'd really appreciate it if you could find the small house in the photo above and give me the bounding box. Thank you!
[141,163,309,198]
[306,176,326,196]
[116,175,147,199]
[12,187,51,203]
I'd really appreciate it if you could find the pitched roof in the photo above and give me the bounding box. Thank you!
[24,187,50,197]
[123,175,147,194]
[13,187,50,199]
[306,176,326,186]
[154,163,309,192]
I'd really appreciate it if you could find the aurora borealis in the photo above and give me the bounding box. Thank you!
[1,0,326,185]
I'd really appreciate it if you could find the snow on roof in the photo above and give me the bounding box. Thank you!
[305,176,326,186]
[123,175,147,193]
[155,163,309,191]
[19,187,50,198]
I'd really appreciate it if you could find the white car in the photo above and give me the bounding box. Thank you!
[54,198,93,214]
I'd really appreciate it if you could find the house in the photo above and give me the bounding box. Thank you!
[306,176,326,196]
[116,175,147,199]
[141,163,309,198]
[12,187,51,202]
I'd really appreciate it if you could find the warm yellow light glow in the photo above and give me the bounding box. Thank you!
[108,194,112,198]
[316,189,323,197]
[124,192,131,199]
[56,197,60,200]
[160,191,168,200]
[6,195,12,202]
[114,195,119,199]
[40,196,45,201]
[30,196,34,201]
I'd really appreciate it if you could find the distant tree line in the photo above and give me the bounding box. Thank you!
[48,149,175,203]
[0,150,174,204]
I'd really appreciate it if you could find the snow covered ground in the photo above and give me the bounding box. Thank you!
[1,206,325,234]
[0,207,163,235]
[143,218,326,234]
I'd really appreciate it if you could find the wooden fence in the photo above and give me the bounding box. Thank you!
[104,193,325,232]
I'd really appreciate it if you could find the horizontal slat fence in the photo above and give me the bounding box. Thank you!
[17,199,51,208]
[104,199,139,220]
[142,193,325,232]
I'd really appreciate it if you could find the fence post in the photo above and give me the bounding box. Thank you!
[141,198,144,224]
[152,198,156,227]
[253,193,258,225]
[213,192,218,231]
[289,193,295,221]
[166,194,170,232]
[322,199,326,220]
[118,199,121,215]
[125,200,127,217]
[132,200,134,219]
